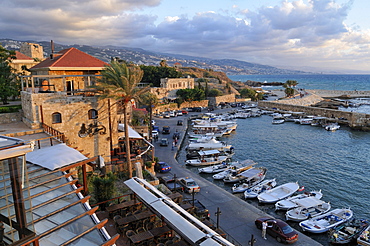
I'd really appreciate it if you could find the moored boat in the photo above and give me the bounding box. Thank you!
[244,178,277,199]
[275,190,323,211]
[212,160,256,180]
[231,168,267,193]
[198,162,230,174]
[329,218,369,245]
[223,167,267,184]
[299,208,353,234]
[257,182,300,204]
[285,197,331,222]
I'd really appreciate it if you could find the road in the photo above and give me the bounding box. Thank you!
[152,108,323,246]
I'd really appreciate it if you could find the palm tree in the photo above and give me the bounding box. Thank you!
[139,92,159,139]
[94,61,149,178]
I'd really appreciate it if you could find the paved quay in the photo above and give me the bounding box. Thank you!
[152,108,323,246]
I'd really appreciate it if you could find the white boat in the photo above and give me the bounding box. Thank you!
[299,208,353,234]
[257,182,300,204]
[213,160,256,180]
[185,153,231,166]
[325,123,340,131]
[275,190,323,211]
[272,116,285,124]
[223,167,266,183]
[231,169,267,193]
[244,179,277,199]
[285,197,331,222]
[198,162,230,174]
[187,138,233,152]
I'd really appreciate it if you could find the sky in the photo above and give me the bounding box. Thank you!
[2,0,370,73]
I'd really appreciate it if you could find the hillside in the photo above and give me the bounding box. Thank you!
[0,38,309,75]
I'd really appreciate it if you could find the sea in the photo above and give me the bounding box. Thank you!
[177,74,370,246]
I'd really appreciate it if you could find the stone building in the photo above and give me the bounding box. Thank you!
[20,42,44,61]
[10,51,39,75]
[21,47,119,163]
[160,77,194,90]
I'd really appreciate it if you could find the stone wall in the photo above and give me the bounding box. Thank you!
[154,100,209,113]
[0,112,23,124]
[21,91,119,162]
[208,94,236,106]
[307,89,370,98]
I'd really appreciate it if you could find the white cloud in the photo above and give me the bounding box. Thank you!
[1,0,370,71]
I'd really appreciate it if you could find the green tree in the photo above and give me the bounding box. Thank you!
[284,87,295,97]
[239,88,263,101]
[94,61,149,178]
[91,172,116,210]
[176,88,205,102]
[0,46,17,104]
[207,89,222,97]
[140,65,182,87]
[283,80,298,88]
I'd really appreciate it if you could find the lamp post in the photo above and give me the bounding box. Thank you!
[215,207,222,229]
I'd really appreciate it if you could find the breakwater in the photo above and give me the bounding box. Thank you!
[258,101,370,131]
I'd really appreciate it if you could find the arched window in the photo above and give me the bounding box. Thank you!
[88,109,98,119]
[52,112,62,123]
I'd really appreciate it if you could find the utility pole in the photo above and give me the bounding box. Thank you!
[215,207,222,229]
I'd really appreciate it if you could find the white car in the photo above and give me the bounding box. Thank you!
[169,111,176,117]
[177,111,183,116]
[152,130,159,138]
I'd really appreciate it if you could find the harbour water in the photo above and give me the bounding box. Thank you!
[177,74,370,245]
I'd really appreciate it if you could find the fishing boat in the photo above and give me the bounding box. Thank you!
[275,190,323,211]
[223,167,267,184]
[185,150,231,166]
[285,197,331,222]
[257,182,300,204]
[329,218,369,245]
[186,138,233,152]
[325,123,340,131]
[357,224,370,246]
[231,168,267,193]
[213,160,256,180]
[299,208,353,234]
[244,179,277,199]
[198,162,230,174]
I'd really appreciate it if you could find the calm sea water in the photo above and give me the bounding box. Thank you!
[229,74,370,91]
[178,74,370,245]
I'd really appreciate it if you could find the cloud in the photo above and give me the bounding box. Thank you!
[1,0,370,71]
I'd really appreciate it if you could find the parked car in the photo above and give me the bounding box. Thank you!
[177,120,183,126]
[177,111,183,116]
[155,161,171,173]
[177,177,200,193]
[255,217,299,244]
[152,130,159,138]
[163,113,170,118]
[169,111,176,117]
[181,109,189,114]
[153,125,160,133]
[160,138,169,146]
[193,107,202,112]
[162,126,170,134]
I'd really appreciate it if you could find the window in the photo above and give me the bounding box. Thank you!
[88,109,98,119]
[52,112,62,123]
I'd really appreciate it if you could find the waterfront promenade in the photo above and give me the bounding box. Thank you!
[153,109,323,246]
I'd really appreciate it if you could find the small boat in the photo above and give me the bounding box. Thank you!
[231,168,267,193]
[275,190,323,211]
[185,153,230,166]
[212,160,256,180]
[299,208,353,234]
[325,123,340,131]
[329,218,369,245]
[272,116,285,124]
[257,182,299,204]
[223,167,267,184]
[198,162,230,174]
[244,179,277,199]
[285,197,331,222]
[357,224,370,246]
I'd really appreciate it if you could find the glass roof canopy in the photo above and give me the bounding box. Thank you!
[0,136,117,246]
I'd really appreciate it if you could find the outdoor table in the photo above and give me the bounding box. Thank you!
[149,225,171,237]
[129,231,154,244]
[106,200,141,217]
[116,210,155,227]
[167,192,182,203]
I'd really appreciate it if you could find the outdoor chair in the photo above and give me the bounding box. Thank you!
[125,230,136,237]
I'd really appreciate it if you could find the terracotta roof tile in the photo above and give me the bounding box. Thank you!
[30,47,108,70]
[14,51,33,60]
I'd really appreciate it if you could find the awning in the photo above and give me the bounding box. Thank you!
[198,150,220,156]
[26,143,88,170]
[118,124,144,139]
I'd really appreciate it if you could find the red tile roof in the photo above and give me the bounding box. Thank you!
[14,51,33,60]
[30,47,109,70]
